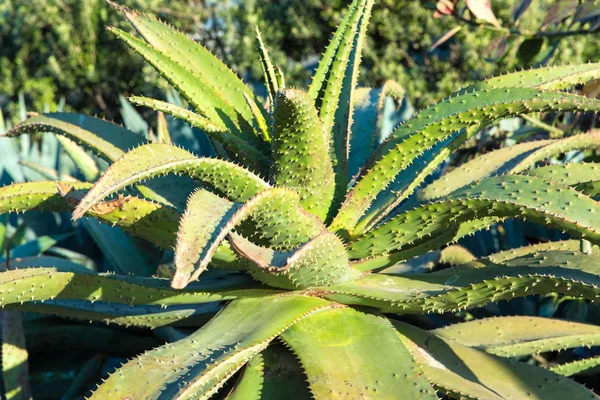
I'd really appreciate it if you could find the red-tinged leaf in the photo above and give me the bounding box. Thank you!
[436,0,455,16]
[542,0,578,29]
[512,0,532,25]
[466,0,501,28]
[429,26,462,51]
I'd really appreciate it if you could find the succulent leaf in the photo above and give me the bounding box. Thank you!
[71,143,270,220]
[550,357,600,377]
[1,311,31,400]
[173,189,241,288]
[3,113,146,163]
[272,89,335,221]
[225,352,264,400]
[89,295,332,399]
[332,88,600,235]
[420,140,551,201]
[255,26,279,110]
[432,316,600,357]
[462,62,600,92]
[349,175,600,259]
[326,251,600,313]
[0,267,275,309]
[229,230,358,289]
[394,321,596,399]
[280,307,437,399]
[111,3,268,139]
[56,135,99,182]
[129,96,269,173]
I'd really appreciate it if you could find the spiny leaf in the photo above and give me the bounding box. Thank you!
[329,0,374,201]
[129,96,269,173]
[331,88,600,235]
[56,135,99,181]
[1,312,31,400]
[0,181,179,248]
[420,140,550,201]
[272,89,335,221]
[308,0,361,102]
[550,357,600,377]
[432,316,600,357]
[0,267,274,309]
[112,3,267,139]
[156,111,172,145]
[225,352,264,400]
[510,131,600,173]
[484,240,600,264]
[229,230,359,290]
[394,321,596,400]
[350,216,505,271]
[173,189,241,289]
[462,62,600,92]
[14,300,218,329]
[280,307,437,399]
[232,188,324,251]
[71,143,270,220]
[325,251,600,313]
[349,175,600,259]
[90,295,332,400]
[2,113,147,163]
[255,26,279,109]
[108,27,256,142]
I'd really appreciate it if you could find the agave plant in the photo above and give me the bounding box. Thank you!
[3,0,600,398]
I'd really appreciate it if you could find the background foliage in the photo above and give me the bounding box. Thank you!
[3,0,600,121]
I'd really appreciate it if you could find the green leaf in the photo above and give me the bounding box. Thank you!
[225,352,264,400]
[331,88,600,235]
[112,3,267,140]
[420,140,550,201]
[462,62,600,92]
[325,251,600,313]
[393,321,596,399]
[329,0,374,199]
[349,175,600,259]
[120,94,149,137]
[0,181,180,249]
[0,267,274,310]
[229,230,359,290]
[71,143,270,220]
[280,307,437,399]
[432,316,600,357]
[90,295,332,399]
[0,234,70,263]
[173,189,241,288]
[348,81,405,178]
[255,26,279,109]
[1,312,31,400]
[56,135,99,182]
[156,111,172,145]
[550,357,600,377]
[509,132,600,173]
[272,89,335,221]
[174,187,334,288]
[129,96,269,173]
[3,113,147,163]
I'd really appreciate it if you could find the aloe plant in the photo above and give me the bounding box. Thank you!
[2,0,600,398]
